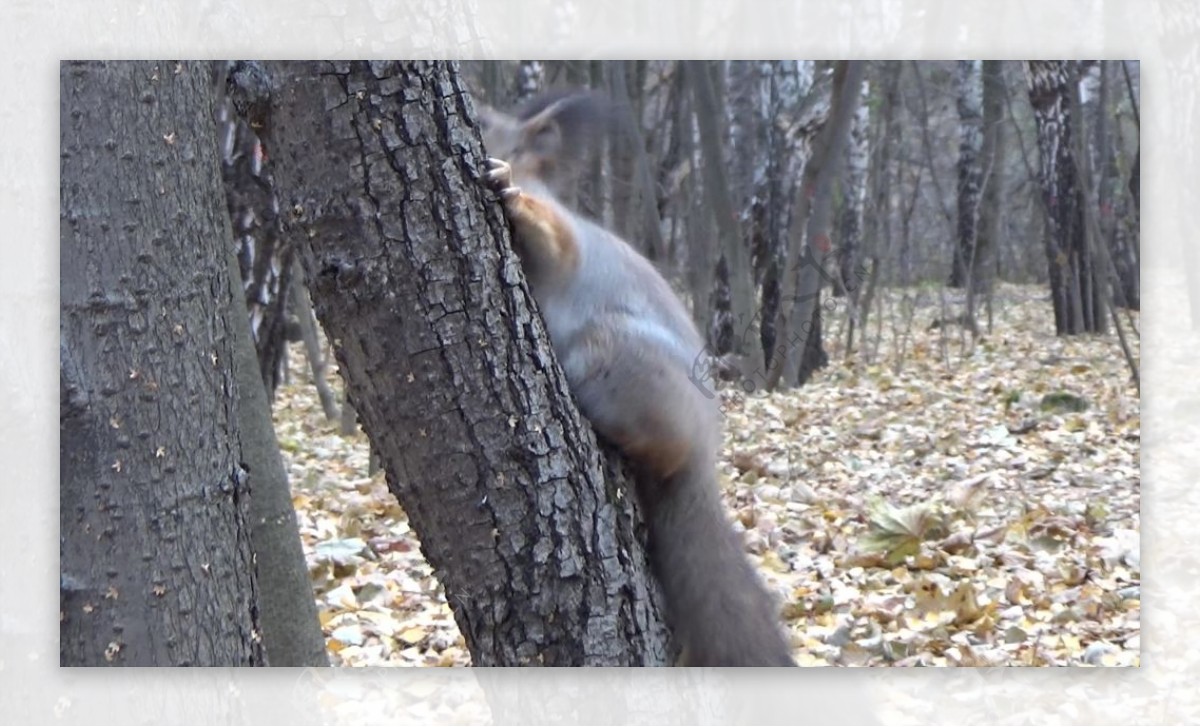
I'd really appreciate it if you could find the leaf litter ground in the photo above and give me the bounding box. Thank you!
[273,283,1139,667]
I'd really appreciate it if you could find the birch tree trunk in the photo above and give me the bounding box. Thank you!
[835,76,870,300]
[1025,60,1106,335]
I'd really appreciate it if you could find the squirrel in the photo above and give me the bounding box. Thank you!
[478,90,795,667]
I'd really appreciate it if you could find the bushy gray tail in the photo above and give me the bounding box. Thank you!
[644,463,796,666]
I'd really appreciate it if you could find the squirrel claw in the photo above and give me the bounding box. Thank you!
[484,157,518,200]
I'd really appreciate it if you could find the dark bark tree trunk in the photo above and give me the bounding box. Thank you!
[218,60,329,667]
[60,60,264,666]
[686,61,763,374]
[216,61,294,399]
[608,62,638,243]
[568,61,607,222]
[1097,61,1139,311]
[608,60,666,262]
[767,60,865,390]
[289,259,340,421]
[1025,60,1106,335]
[676,73,716,336]
[223,247,329,667]
[973,60,1007,327]
[267,60,670,666]
[949,61,984,291]
[855,61,901,352]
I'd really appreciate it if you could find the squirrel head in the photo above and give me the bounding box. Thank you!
[478,90,610,196]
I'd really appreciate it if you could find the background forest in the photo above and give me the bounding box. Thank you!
[60,60,1140,669]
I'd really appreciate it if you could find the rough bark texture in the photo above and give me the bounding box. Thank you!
[1025,60,1105,335]
[60,60,264,666]
[212,61,330,668]
[215,61,294,398]
[266,60,670,666]
[768,60,864,390]
[949,60,983,291]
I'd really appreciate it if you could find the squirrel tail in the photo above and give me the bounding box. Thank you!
[643,462,796,666]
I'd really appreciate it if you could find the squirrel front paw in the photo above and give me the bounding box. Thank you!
[485,157,522,204]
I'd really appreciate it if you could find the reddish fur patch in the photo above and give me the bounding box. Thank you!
[509,194,579,274]
[621,429,692,480]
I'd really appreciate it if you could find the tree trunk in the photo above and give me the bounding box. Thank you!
[1025,60,1105,335]
[218,61,329,666]
[856,61,901,351]
[60,60,264,666]
[973,60,1007,327]
[725,61,760,226]
[608,62,638,243]
[267,61,670,666]
[223,247,329,667]
[685,61,764,376]
[289,259,340,421]
[758,61,820,368]
[608,61,666,261]
[949,60,983,291]
[835,74,870,299]
[1097,61,1139,310]
[767,60,865,390]
[216,61,294,399]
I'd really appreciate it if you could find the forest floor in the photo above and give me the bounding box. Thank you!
[272,282,1140,668]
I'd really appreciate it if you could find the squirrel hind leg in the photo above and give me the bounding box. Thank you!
[563,326,717,482]
[563,324,795,667]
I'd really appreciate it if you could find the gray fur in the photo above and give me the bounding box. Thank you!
[482,91,795,666]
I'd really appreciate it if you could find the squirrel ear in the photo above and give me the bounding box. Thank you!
[522,112,564,156]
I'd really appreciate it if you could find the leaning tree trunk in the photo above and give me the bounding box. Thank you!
[60,60,264,666]
[949,60,983,291]
[267,60,671,666]
[767,60,865,390]
[1025,60,1105,335]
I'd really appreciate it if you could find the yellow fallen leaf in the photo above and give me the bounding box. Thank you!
[761,550,788,572]
[397,626,427,645]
